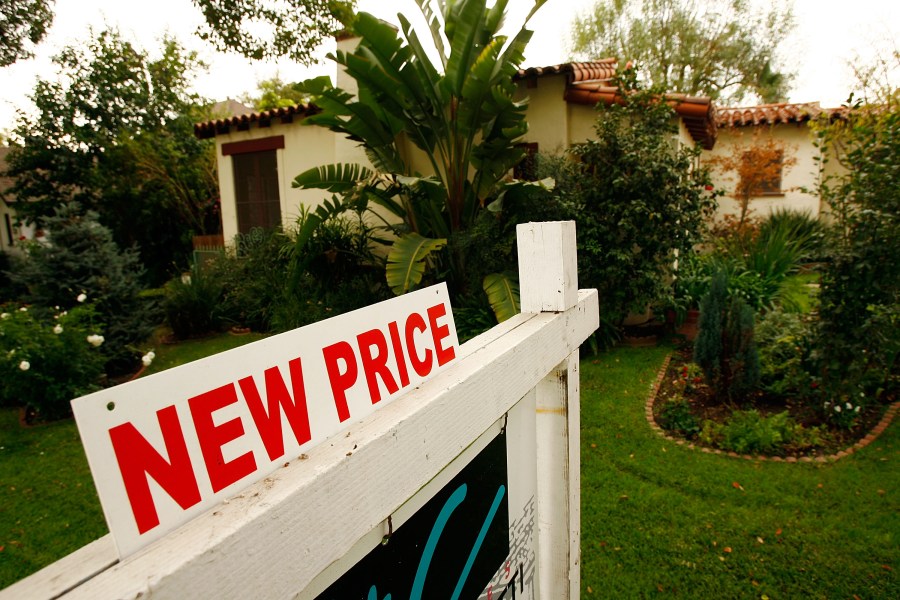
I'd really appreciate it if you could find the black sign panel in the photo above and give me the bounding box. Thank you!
[317,430,509,599]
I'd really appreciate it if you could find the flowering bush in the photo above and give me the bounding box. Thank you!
[822,394,865,430]
[0,301,107,421]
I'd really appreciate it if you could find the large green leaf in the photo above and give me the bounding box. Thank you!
[483,272,520,323]
[386,233,447,295]
[292,163,373,193]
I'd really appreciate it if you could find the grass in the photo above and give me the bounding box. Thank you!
[581,344,898,598]
[1,338,897,596]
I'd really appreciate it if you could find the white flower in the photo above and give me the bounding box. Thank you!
[18,307,27,312]
[834,405,842,413]
[76,293,87,303]
[855,406,861,413]
[19,360,30,371]
[0,313,8,319]
[845,402,853,410]
[147,351,155,360]
[86,334,105,347]
[7,349,14,357]
[53,324,63,335]
[141,353,154,367]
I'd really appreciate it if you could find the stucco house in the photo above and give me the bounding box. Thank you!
[703,102,846,222]
[194,37,717,244]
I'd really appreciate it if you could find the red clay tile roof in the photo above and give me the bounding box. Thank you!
[716,102,847,127]
[514,59,619,83]
[194,103,319,139]
[196,60,716,149]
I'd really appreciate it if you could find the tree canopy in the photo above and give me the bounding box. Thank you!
[5,29,219,284]
[0,0,54,67]
[240,75,309,111]
[570,0,795,103]
[191,0,355,63]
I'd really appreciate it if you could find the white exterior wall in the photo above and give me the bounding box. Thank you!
[519,75,699,153]
[215,123,344,244]
[703,123,823,221]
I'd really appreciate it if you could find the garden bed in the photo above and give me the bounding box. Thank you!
[652,343,893,458]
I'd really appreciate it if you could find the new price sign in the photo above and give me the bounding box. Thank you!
[72,284,459,558]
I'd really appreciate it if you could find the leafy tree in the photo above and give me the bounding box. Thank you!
[240,74,309,111]
[561,70,717,343]
[5,29,218,284]
[192,0,355,64]
[0,0,54,66]
[293,0,549,313]
[570,0,795,103]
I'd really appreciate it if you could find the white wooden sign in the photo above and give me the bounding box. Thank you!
[71,283,459,558]
[6,221,595,600]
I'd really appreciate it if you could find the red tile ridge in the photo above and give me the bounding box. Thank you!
[716,102,846,127]
[194,103,321,139]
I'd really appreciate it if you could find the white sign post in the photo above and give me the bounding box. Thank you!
[2,221,598,600]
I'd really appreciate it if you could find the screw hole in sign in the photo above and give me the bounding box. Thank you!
[106,402,115,411]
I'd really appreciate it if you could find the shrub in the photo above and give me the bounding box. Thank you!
[6,205,158,372]
[814,101,900,406]
[214,215,389,335]
[214,227,292,332]
[694,271,760,402]
[163,263,226,339]
[699,410,821,455]
[0,303,106,421]
[657,397,700,437]
[561,69,716,343]
[756,310,815,398]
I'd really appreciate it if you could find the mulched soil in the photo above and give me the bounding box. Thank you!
[652,343,890,458]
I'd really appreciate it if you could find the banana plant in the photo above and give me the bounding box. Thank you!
[292,0,548,318]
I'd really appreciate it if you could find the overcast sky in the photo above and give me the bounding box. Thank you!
[1,0,898,133]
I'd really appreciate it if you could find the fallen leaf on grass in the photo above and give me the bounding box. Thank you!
[775,528,782,536]
[882,565,893,572]
[732,481,745,491]
[757,537,765,544]
[587,586,593,593]
[724,547,732,553]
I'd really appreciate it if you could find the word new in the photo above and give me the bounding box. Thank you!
[109,302,455,536]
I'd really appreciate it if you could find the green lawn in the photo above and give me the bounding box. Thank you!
[1,340,897,596]
[581,345,898,598]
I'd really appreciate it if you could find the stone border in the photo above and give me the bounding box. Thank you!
[644,352,900,463]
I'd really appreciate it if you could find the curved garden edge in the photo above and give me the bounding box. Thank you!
[644,352,900,463]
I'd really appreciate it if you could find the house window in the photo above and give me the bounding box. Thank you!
[741,149,784,196]
[232,150,281,234]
